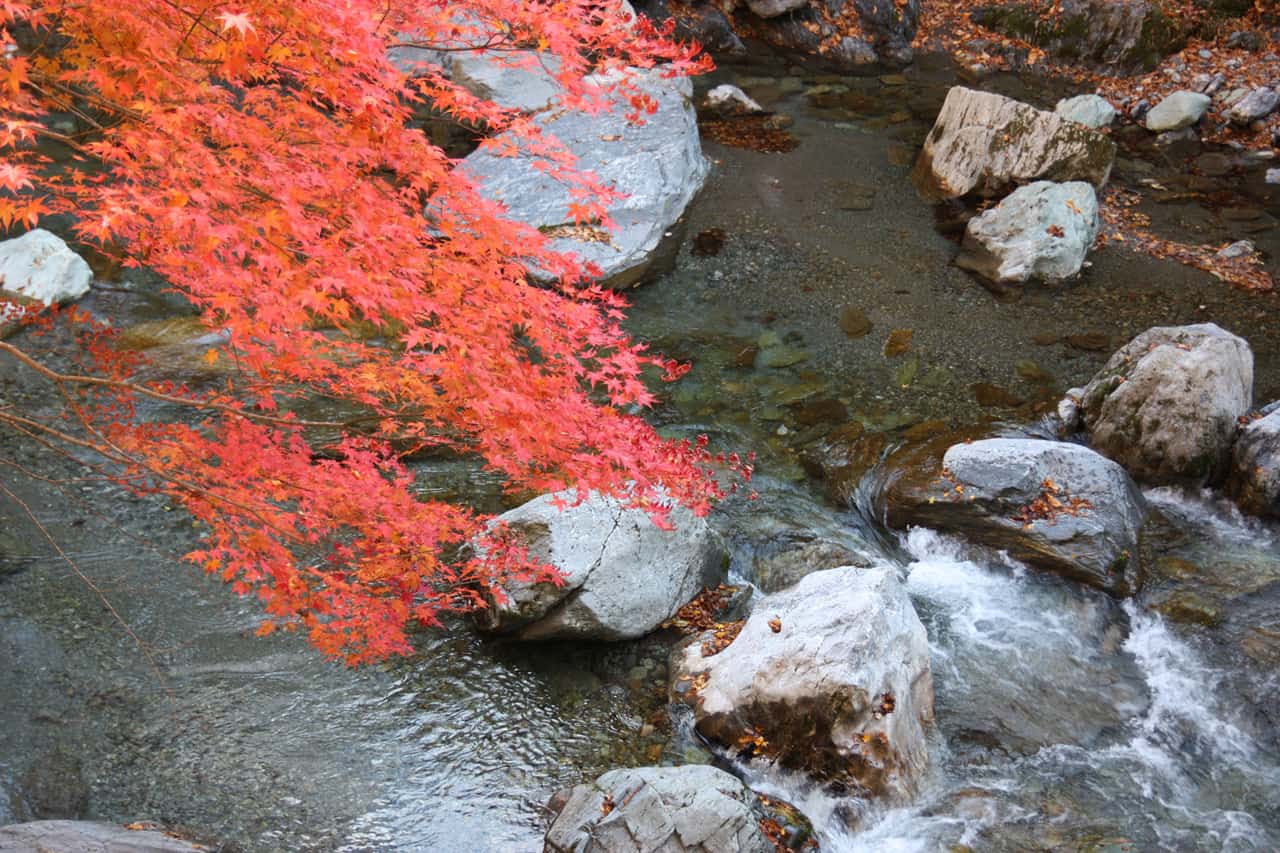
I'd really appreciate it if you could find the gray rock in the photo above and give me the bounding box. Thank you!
[544,765,779,853]
[0,230,92,326]
[1058,387,1085,434]
[747,0,808,17]
[701,84,764,117]
[463,68,708,289]
[913,87,1116,201]
[475,492,726,641]
[1080,323,1253,484]
[671,567,933,800]
[1144,90,1211,131]
[1055,94,1117,128]
[755,0,920,71]
[1227,408,1280,518]
[0,821,207,852]
[1217,240,1254,260]
[1228,87,1279,125]
[446,50,563,113]
[1267,167,1280,185]
[880,438,1148,595]
[956,181,1099,285]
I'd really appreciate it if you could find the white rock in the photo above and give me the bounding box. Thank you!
[0,229,92,307]
[1080,323,1253,484]
[1054,94,1117,128]
[1144,90,1211,131]
[671,567,933,801]
[474,491,726,641]
[956,181,1099,284]
[702,84,764,117]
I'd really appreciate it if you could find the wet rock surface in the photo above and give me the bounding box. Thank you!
[1229,407,1280,518]
[878,436,1149,594]
[671,567,933,802]
[912,87,1115,201]
[1077,323,1253,485]
[0,821,208,852]
[544,764,809,853]
[475,493,727,641]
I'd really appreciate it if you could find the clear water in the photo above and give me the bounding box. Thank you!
[2,57,1279,851]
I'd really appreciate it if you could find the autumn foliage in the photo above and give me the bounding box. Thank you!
[0,1,742,662]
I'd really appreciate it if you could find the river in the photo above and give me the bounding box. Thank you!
[1,53,1278,851]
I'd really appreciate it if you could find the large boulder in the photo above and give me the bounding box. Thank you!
[759,0,920,71]
[0,821,208,852]
[1227,406,1280,519]
[445,49,563,113]
[912,87,1115,201]
[463,68,708,289]
[631,0,746,56]
[1078,324,1253,484]
[957,180,1099,285]
[877,437,1148,595]
[971,0,1190,73]
[544,765,809,853]
[475,493,726,641]
[0,230,92,327]
[671,567,933,802]
[1144,90,1211,132]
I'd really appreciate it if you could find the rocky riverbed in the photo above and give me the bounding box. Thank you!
[2,48,1279,852]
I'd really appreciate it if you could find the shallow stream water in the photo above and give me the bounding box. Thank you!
[2,55,1279,851]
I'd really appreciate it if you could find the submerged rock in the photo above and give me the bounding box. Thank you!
[0,821,208,852]
[544,765,810,852]
[1227,408,1280,518]
[1077,324,1252,484]
[878,437,1148,595]
[956,180,1099,285]
[1055,94,1117,128]
[475,492,726,641]
[912,87,1115,201]
[1144,91,1211,132]
[0,230,92,327]
[463,68,708,289]
[671,567,933,801]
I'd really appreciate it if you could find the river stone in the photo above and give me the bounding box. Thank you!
[0,230,92,325]
[1078,323,1252,484]
[879,438,1148,595]
[544,765,789,853]
[1227,408,1280,518]
[912,87,1115,201]
[1055,94,1117,128]
[0,821,208,852]
[671,567,933,800]
[956,181,1099,285]
[746,0,808,17]
[1144,91,1211,132]
[1228,87,1279,125]
[701,84,764,117]
[475,492,726,641]
[463,68,708,290]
